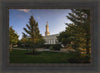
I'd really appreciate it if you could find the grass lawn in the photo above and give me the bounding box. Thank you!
[9,49,73,63]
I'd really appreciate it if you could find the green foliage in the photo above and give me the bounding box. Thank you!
[35,38,45,48]
[20,37,29,47]
[44,44,62,51]
[57,24,76,46]
[23,16,42,41]
[52,44,62,51]
[67,52,91,63]
[49,46,54,50]
[43,44,52,49]
[67,9,91,54]
[20,38,41,49]
[9,26,19,45]
[57,9,91,54]
[17,40,23,47]
[22,16,45,50]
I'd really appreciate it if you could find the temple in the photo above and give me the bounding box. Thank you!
[43,22,59,44]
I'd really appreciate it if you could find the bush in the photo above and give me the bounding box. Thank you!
[43,44,52,49]
[53,44,62,51]
[67,52,91,63]
[81,54,91,63]
[67,51,80,63]
[49,46,54,50]
[43,44,62,51]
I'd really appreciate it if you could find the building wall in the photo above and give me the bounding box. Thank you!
[43,34,59,44]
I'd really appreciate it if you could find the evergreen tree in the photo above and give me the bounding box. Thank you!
[19,33,28,47]
[9,26,19,51]
[57,9,91,54]
[57,24,77,48]
[23,16,41,42]
[23,16,44,54]
[67,9,91,54]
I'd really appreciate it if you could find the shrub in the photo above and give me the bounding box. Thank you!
[67,52,91,63]
[49,46,54,50]
[43,44,62,51]
[81,54,91,63]
[53,44,62,51]
[43,44,52,49]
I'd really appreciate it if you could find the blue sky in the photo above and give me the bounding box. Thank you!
[9,9,72,40]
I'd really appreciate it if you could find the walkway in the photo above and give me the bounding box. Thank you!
[12,48,71,53]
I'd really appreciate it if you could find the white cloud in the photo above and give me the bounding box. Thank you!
[18,9,30,13]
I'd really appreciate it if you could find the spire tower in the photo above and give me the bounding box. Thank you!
[45,21,50,36]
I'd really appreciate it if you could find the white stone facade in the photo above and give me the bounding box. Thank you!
[43,22,59,44]
[43,34,59,44]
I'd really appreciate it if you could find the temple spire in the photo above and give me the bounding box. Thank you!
[45,21,50,36]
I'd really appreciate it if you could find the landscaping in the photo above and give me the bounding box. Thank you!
[9,9,91,64]
[9,49,90,63]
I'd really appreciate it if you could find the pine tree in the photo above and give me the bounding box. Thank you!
[9,26,19,52]
[67,9,91,54]
[23,16,41,42]
[23,16,44,54]
[57,23,78,48]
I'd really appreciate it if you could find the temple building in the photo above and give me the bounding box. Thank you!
[43,22,59,44]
